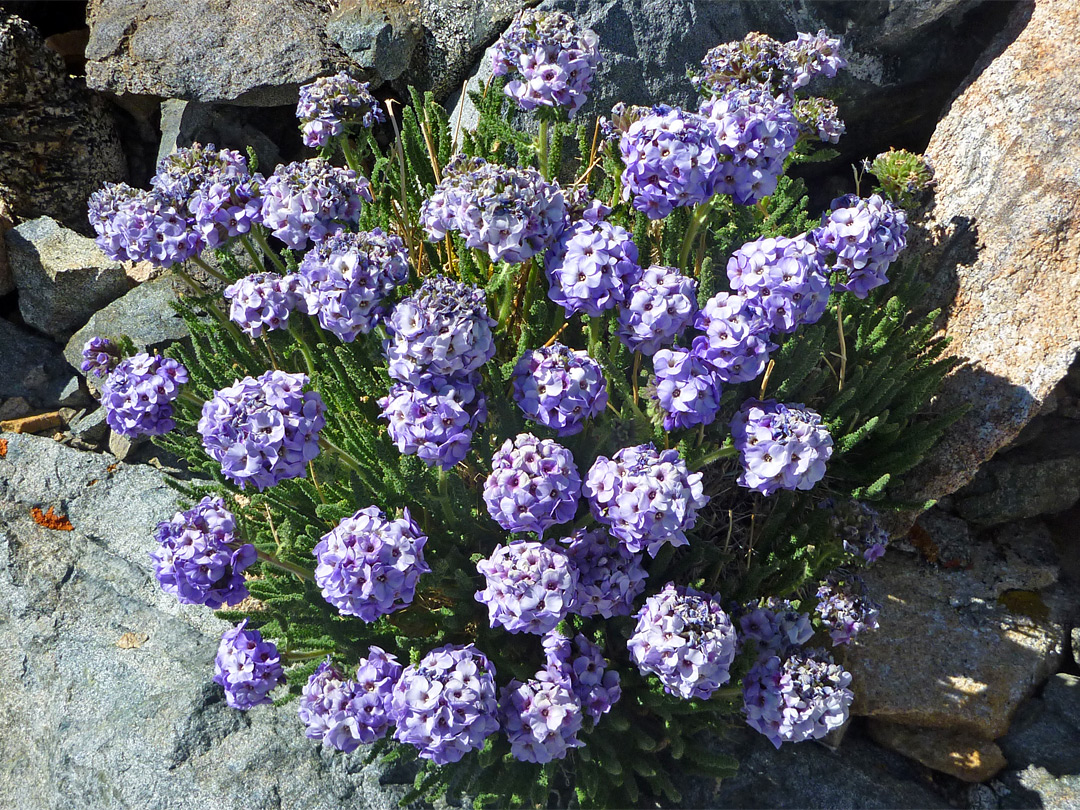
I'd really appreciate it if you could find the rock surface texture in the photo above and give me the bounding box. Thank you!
[0,435,414,810]
[903,0,1080,508]
[0,11,126,233]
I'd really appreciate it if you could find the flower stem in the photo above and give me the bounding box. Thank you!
[178,389,205,409]
[250,228,288,273]
[341,135,363,174]
[538,119,550,180]
[688,443,738,471]
[188,254,230,282]
[239,234,269,275]
[836,302,847,392]
[679,197,716,271]
[255,548,315,581]
[318,435,381,495]
[288,324,318,378]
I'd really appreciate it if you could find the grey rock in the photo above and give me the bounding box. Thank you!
[999,674,1080,776]
[0,434,415,810]
[0,202,12,297]
[64,274,190,372]
[327,0,423,82]
[997,766,1080,810]
[107,430,142,462]
[57,377,94,410]
[84,0,352,105]
[6,217,133,341]
[0,397,32,421]
[69,408,109,448]
[0,317,71,410]
[0,12,127,233]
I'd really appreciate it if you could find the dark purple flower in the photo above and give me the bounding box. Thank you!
[213,621,285,710]
[483,433,581,537]
[511,342,608,437]
[80,336,121,379]
[815,576,880,646]
[540,631,621,724]
[100,352,188,437]
[298,649,401,751]
[737,597,814,660]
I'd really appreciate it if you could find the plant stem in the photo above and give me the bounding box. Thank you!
[288,324,318,378]
[283,648,334,663]
[255,548,315,581]
[188,254,230,282]
[538,119,550,179]
[341,135,363,174]
[178,389,204,409]
[317,436,380,494]
[239,234,269,275]
[250,228,287,273]
[836,302,848,392]
[679,198,716,270]
[688,443,738,471]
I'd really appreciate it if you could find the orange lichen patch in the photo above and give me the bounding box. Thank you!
[908,522,939,564]
[0,438,7,458]
[106,462,119,474]
[31,505,74,531]
[116,632,149,649]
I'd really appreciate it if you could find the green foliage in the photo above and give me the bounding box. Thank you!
[148,72,957,809]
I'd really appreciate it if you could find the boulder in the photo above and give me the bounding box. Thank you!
[866,721,1006,782]
[999,674,1080,777]
[0,434,415,810]
[84,0,352,105]
[0,200,12,296]
[0,11,126,233]
[63,274,191,372]
[327,0,423,83]
[898,0,1080,510]
[0,317,71,413]
[6,217,133,341]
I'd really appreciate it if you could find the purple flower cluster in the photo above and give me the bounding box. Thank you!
[794,96,846,144]
[380,375,487,470]
[825,499,889,564]
[88,183,201,267]
[260,158,370,250]
[213,621,285,710]
[731,399,833,495]
[738,598,814,659]
[788,30,847,89]
[224,272,303,338]
[296,72,385,148]
[80,336,120,379]
[150,496,255,609]
[619,106,723,219]
[726,234,831,334]
[652,348,723,431]
[493,9,601,116]
[691,292,775,384]
[618,265,697,355]
[198,370,326,491]
[475,541,578,634]
[541,632,621,723]
[500,677,584,763]
[558,527,648,619]
[297,228,410,341]
[384,276,496,385]
[298,649,401,751]
[390,644,500,765]
[628,583,738,700]
[420,156,566,264]
[701,89,800,205]
[313,506,430,621]
[100,352,188,437]
[743,650,853,748]
[483,434,581,536]
[544,216,641,317]
[584,443,707,557]
[815,577,880,646]
[812,194,908,298]
[692,30,845,99]
[512,342,608,436]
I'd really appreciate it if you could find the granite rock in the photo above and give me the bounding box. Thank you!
[327,0,423,83]
[866,720,1007,782]
[0,317,71,412]
[998,673,1080,777]
[6,217,133,341]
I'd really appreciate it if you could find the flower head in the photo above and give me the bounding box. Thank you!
[540,632,621,723]
[379,374,487,470]
[544,217,641,318]
[794,96,845,144]
[815,576,880,646]
[313,506,430,621]
[259,158,370,250]
[726,234,831,333]
[558,527,648,619]
[731,399,833,495]
[483,434,581,536]
[100,352,188,437]
[296,72,385,148]
[87,183,201,267]
[475,541,578,634]
[80,336,121,379]
[500,677,584,763]
[787,30,846,89]
[299,649,401,751]
[224,272,304,338]
[691,292,775,384]
[213,621,285,710]
[618,265,697,355]
[822,499,889,563]
[737,597,814,660]
[812,194,908,298]
[511,343,608,436]
[198,370,326,491]
[652,347,723,431]
[151,495,255,608]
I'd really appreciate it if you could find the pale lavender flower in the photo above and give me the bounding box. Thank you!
[511,342,608,437]
[815,576,880,646]
[544,217,641,318]
[737,597,814,659]
[100,352,188,437]
[475,540,578,634]
[379,374,487,470]
[500,677,584,763]
[296,72,385,148]
[540,631,621,723]
[483,433,581,537]
[691,292,776,384]
[812,194,908,298]
[731,399,833,495]
[224,272,304,338]
[213,621,285,710]
[80,336,121,379]
[259,158,370,250]
[725,234,831,334]
[618,265,697,355]
[652,347,723,431]
[558,527,648,619]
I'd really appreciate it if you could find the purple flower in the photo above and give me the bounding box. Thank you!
[540,632,621,723]
[787,30,847,89]
[742,650,853,748]
[583,443,707,557]
[493,9,601,117]
[815,576,880,646]
[80,336,121,379]
[737,597,814,660]
[379,374,487,470]
[823,499,889,564]
[500,677,584,763]
[812,194,908,298]
[511,342,608,436]
[100,352,188,437]
[213,621,285,710]
[725,234,831,334]
[617,265,697,355]
[628,583,738,700]
[731,399,833,495]
[794,96,846,144]
[313,506,430,621]
[198,370,326,491]
[691,292,775,384]
[619,107,723,219]
[544,217,641,318]
[483,433,581,537]
[259,159,371,250]
[296,72,385,148]
[224,272,304,338]
[384,275,496,385]
[475,540,578,634]
[297,228,410,341]
[298,649,401,751]
[652,348,723,431]
[390,644,500,765]
[87,183,201,267]
[692,32,794,98]
[557,527,648,619]
[701,89,801,206]
[420,156,566,264]
[150,495,255,609]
